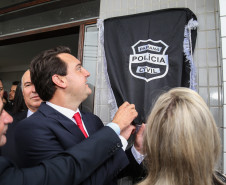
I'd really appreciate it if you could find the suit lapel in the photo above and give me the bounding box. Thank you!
[38,103,86,139]
[81,112,99,135]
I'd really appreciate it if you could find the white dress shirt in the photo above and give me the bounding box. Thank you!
[46,101,89,136]
[27,109,34,117]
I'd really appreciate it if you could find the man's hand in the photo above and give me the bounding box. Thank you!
[134,123,145,154]
[112,102,138,131]
[120,125,136,140]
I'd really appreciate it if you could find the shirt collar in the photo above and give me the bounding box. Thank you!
[27,109,34,117]
[46,101,80,121]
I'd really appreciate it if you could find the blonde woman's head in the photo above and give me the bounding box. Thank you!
[140,87,221,185]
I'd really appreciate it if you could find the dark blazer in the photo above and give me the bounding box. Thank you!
[15,103,133,185]
[1,110,27,159]
[0,127,124,185]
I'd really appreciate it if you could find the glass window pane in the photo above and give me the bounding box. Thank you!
[81,24,98,113]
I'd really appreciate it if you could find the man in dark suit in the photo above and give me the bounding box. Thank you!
[15,46,145,184]
[0,95,140,185]
[4,81,20,114]
[1,70,42,159]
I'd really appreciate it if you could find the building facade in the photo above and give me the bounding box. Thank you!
[0,1,225,184]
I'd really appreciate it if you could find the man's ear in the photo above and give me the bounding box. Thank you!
[52,74,67,88]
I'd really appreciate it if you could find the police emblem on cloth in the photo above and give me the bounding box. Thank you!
[129,39,169,82]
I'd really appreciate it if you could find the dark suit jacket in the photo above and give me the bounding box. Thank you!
[4,101,14,115]
[15,103,134,185]
[0,127,124,185]
[1,110,27,159]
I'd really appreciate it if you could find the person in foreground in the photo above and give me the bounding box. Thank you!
[0,97,139,185]
[137,87,226,185]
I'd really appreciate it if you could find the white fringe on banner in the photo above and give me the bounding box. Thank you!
[97,19,118,120]
[183,18,198,90]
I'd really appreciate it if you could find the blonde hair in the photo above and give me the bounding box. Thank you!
[139,87,221,185]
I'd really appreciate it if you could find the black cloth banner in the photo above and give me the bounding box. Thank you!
[103,8,198,124]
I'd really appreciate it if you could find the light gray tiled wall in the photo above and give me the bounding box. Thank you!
[95,0,223,174]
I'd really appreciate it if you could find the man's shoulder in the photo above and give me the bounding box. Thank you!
[12,110,27,122]
[81,111,103,125]
[0,157,12,173]
[16,108,49,129]
[81,111,101,119]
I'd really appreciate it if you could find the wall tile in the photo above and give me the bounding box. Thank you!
[224,82,226,104]
[210,87,219,106]
[197,49,207,67]
[168,0,176,8]
[223,38,226,59]
[224,105,226,127]
[221,17,226,37]
[100,0,107,13]
[199,87,209,104]
[194,50,198,66]
[219,0,226,16]
[223,60,226,81]
[216,29,220,49]
[209,68,219,86]
[143,4,152,12]
[206,0,216,12]
[152,0,160,11]
[187,0,196,13]
[128,8,136,14]
[199,68,208,86]
[207,30,217,48]
[121,0,128,10]
[198,14,206,31]
[196,0,205,14]
[207,49,218,66]
[128,0,136,9]
[216,11,220,30]
[112,10,121,17]
[197,31,206,48]
[136,2,144,13]
[160,1,168,9]
[218,66,222,85]
[113,0,121,10]
[206,12,216,30]
[215,0,219,12]
[143,0,152,7]
[210,107,222,127]
[176,0,186,8]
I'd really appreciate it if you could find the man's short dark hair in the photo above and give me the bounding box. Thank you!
[12,81,19,86]
[30,46,71,101]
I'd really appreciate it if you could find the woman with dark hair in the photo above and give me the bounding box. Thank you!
[12,82,27,115]
[2,91,8,106]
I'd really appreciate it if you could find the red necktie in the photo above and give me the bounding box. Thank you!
[73,112,88,138]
